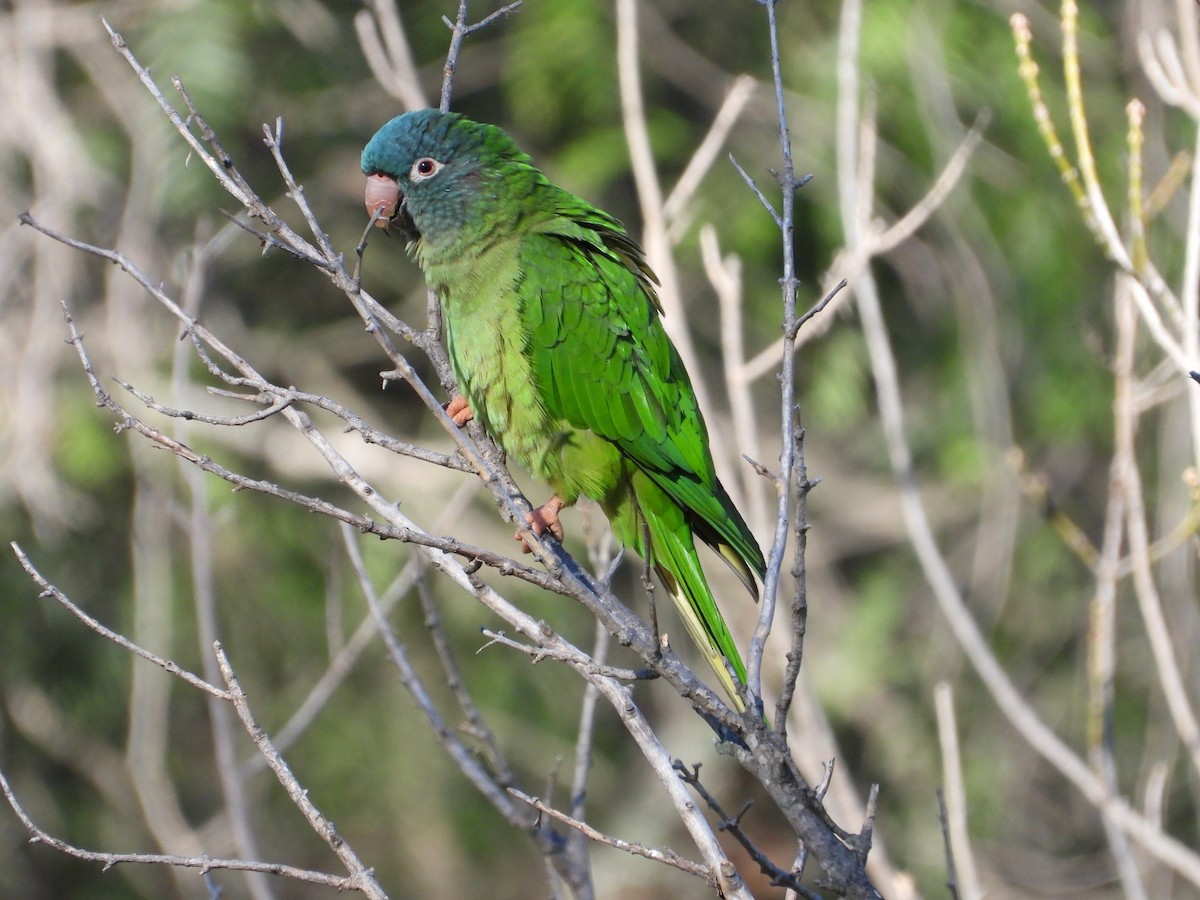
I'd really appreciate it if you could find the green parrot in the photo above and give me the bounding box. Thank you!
[361,110,765,710]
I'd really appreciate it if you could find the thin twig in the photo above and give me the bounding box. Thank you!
[417,572,516,784]
[214,643,390,899]
[775,414,812,730]
[935,791,960,900]
[674,761,817,897]
[439,1,523,112]
[479,629,658,682]
[1113,281,1200,774]
[355,0,429,110]
[1090,282,1147,900]
[341,523,536,836]
[507,787,713,883]
[0,768,363,892]
[664,75,757,235]
[746,0,806,709]
[934,684,981,900]
[10,543,229,700]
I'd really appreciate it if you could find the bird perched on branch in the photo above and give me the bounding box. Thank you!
[361,110,765,710]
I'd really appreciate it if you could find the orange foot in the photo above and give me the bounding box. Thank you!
[517,495,565,553]
[446,394,474,426]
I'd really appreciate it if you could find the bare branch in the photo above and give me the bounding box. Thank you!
[439,1,524,112]
[0,768,365,893]
[479,629,658,682]
[509,787,713,883]
[214,643,390,899]
[10,542,229,700]
[664,75,757,235]
[674,760,816,897]
[355,0,429,110]
[745,0,808,711]
[934,684,982,900]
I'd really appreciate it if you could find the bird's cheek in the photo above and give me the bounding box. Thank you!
[365,174,402,229]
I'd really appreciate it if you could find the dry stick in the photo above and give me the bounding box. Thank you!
[933,684,982,900]
[171,231,275,900]
[507,787,712,884]
[415,575,516,786]
[10,544,228,699]
[118,380,292,426]
[478,629,656,681]
[214,643,389,899]
[355,0,429,110]
[0,768,361,892]
[177,333,469,471]
[775,413,812,732]
[439,1,523,113]
[745,0,806,713]
[1115,283,1200,775]
[252,481,478,768]
[934,791,960,900]
[338,523,534,835]
[673,761,816,898]
[1101,283,1151,900]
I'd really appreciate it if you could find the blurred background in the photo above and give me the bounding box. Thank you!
[2,0,1198,897]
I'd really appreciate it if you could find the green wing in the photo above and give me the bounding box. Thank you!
[517,190,766,586]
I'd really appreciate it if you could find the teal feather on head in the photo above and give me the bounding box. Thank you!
[362,109,536,251]
[362,110,766,713]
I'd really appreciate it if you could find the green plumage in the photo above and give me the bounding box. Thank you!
[362,110,765,709]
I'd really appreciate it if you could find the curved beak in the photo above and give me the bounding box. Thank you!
[365,174,401,230]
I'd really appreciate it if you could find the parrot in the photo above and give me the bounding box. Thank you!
[361,109,765,711]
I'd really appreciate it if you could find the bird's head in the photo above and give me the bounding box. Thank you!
[361,109,531,250]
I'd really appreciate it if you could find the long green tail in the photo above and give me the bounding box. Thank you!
[629,471,749,712]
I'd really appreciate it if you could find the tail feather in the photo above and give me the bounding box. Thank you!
[634,472,749,712]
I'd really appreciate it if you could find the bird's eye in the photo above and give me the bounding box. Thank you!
[411,157,443,181]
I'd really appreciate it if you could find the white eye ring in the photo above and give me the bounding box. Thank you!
[410,157,443,181]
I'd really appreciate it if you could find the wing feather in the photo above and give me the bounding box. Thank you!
[517,195,765,580]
